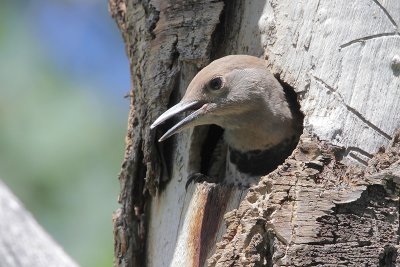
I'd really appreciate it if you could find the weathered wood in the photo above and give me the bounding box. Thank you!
[0,180,78,267]
[209,131,400,266]
[109,0,225,266]
[261,0,400,163]
[110,0,400,266]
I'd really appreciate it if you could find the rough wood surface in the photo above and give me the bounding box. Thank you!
[109,0,225,266]
[0,180,78,267]
[209,131,400,266]
[110,0,400,266]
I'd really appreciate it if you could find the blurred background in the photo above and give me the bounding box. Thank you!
[0,0,129,266]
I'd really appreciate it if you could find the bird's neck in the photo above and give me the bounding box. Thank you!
[223,112,295,153]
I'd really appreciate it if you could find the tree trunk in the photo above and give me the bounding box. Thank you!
[110,0,400,266]
[0,180,78,267]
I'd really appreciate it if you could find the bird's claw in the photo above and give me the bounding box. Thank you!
[185,173,212,190]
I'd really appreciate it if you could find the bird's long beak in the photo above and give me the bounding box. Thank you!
[151,100,209,142]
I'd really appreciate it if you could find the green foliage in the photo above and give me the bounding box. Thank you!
[0,2,127,267]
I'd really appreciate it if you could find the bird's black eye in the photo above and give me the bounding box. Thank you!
[208,77,223,91]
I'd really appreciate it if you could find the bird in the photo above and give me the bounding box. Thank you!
[151,55,301,184]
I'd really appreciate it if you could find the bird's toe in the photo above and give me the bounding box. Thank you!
[185,173,217,190]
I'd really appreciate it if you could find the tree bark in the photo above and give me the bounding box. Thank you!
[110,0,400,266]
[0,180,78,267]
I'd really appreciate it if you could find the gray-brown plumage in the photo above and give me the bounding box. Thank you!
[151,55,300,179]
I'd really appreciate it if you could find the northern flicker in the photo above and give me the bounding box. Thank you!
[151,55,301,182]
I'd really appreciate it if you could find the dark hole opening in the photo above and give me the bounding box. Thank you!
[200,124,225,176]
[274,73,305,133]
[197,75,304,180]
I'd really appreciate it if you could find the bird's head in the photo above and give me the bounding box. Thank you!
[151,55,293,149]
